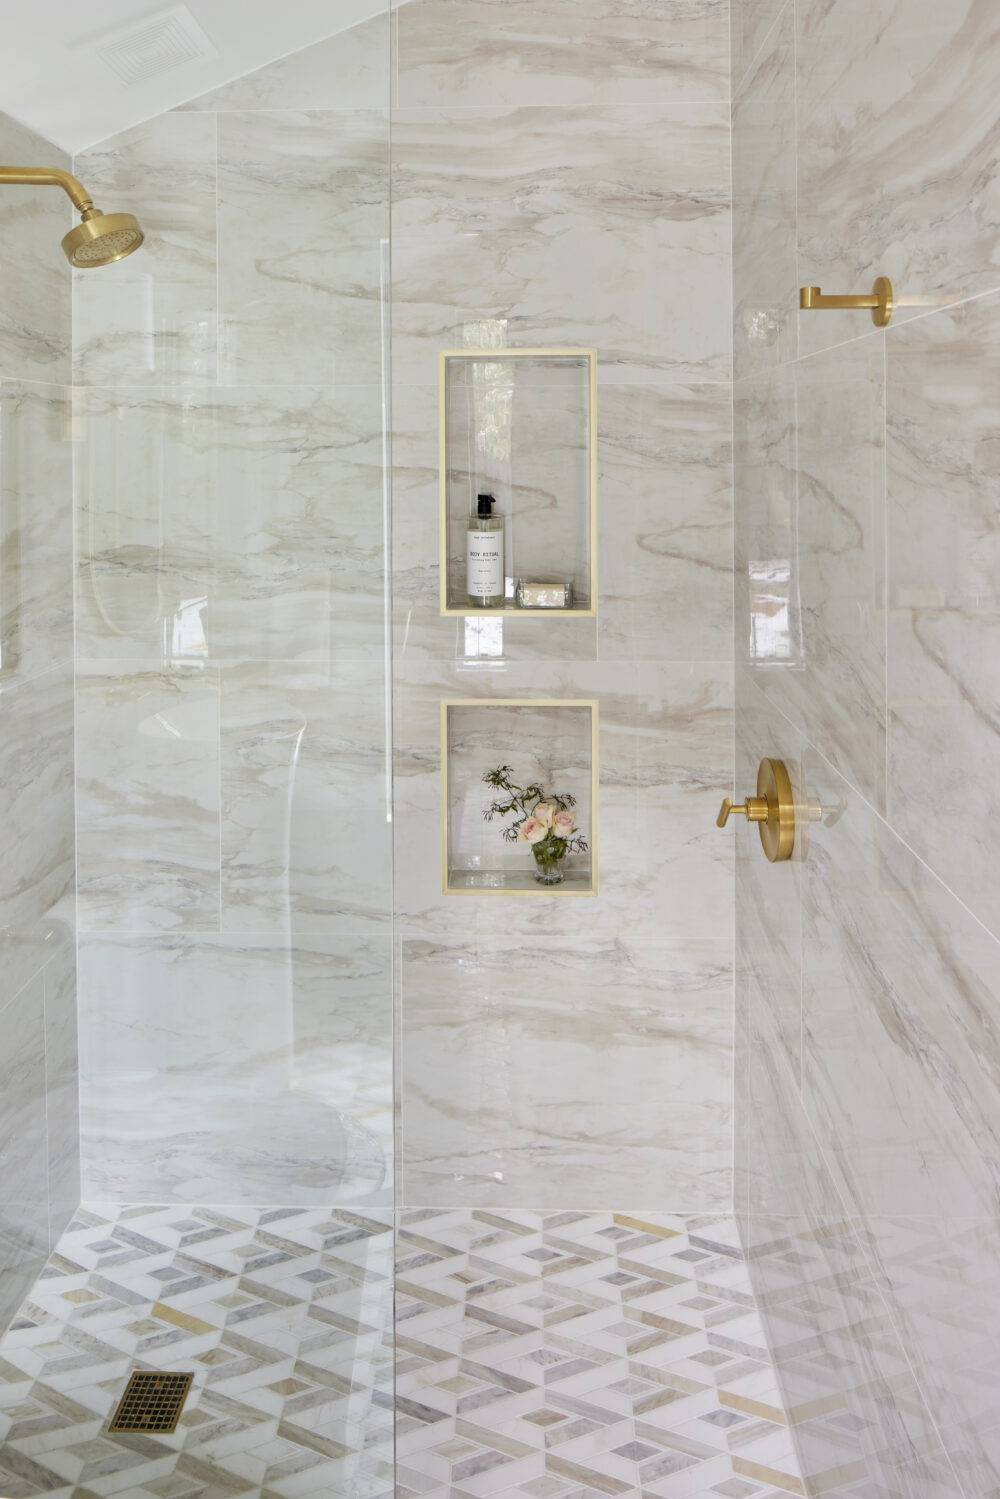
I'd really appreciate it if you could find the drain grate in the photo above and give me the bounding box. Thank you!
[107,1371,193,1434]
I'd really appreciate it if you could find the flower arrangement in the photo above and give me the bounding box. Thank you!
[482,764,589,885]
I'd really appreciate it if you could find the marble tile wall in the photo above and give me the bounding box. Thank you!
[732,0,1000,1490]
[71,16,394,1208]
[70,0,733,1237]
[0,110,79,1336]
[392,0,734,1212]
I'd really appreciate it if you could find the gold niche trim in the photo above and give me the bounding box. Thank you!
[438,348,599,617]
[441,698,599,897]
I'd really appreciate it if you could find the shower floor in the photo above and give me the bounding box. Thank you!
[0,1204,394,1499]
[0,1209,802,1499]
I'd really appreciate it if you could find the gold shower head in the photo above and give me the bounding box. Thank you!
[62,209,144,267]
[0,165,144,268]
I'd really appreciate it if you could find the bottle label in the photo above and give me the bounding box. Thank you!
[467,531,503,598]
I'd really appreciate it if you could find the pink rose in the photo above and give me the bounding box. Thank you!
[531,801,556,828]
[518,818,547,844]
[552,809,577,838]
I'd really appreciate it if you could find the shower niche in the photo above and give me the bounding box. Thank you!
[439,349,598,616]
[441,698,598,895]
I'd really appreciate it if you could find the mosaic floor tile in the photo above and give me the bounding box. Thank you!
[395,1212,804,1499]
[0,1204,394,1498]
[1,1210,803,1497]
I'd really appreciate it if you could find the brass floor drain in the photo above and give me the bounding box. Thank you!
[107,1371,193,1434]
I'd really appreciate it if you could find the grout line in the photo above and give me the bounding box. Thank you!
[731,0,793,105]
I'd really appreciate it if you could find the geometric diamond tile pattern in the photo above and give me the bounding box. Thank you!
[0,1203,394,1498]
[0,1208,802,1497]
[395,1212,804,1499]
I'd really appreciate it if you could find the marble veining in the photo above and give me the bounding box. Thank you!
[74,111,218,385]
[0,382,74,684]
[78,933,392,1207]
[401,940,733,1209]
[395,0,730,107]
[742,337,888,810]
[75,666,222,934]
[886,290,1000,940]
[0,114,71,384]
[734,0,1000,1486]
[732,1,797,380]
[218,110,389,387]
[795,0,1000,356]
[391,103,731,386]
[395,663,734,946]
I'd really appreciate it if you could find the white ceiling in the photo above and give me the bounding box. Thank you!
[0,0,392,154]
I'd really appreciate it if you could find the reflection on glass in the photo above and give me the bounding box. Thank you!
[749,556,801,664]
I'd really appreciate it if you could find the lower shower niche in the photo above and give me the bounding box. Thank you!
[441,698,598,896]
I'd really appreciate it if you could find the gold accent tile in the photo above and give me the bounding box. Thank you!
[151,1301,216,1336]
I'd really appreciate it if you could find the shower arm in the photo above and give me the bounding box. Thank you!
[0,166,97,216]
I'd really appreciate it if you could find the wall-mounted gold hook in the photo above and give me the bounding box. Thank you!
[799,276,894,327]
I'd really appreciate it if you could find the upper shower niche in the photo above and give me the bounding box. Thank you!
[439,349,598,616]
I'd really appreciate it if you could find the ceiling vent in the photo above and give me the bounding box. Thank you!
[92,5,218,88]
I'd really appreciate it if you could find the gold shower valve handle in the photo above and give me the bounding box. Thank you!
[716,796,768,827]
[717,758,796,863]
[799,277,894,327]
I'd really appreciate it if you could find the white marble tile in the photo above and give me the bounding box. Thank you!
[180,11,390,112]
[391,103,731,386]
[744,336,887,808]
[208,384,389,665]
[401,938,732,1208]
[0,976,48,1335]
[735,669,803,1085]
[74,386,218,663]
[75,664,221,933]
[597,382,733,661]
[395,0,729,107]
[730,0,788,96]
[0,666,75,1002]
[795,0,1000,357]
[78,934,392,1207]
[74,111,218,385]
[0,113,70,384]
[75,383,388,666]
[744,984,959,1499]
[220,662,390,936]
[218,110,389,386]
[0,380,74,683]
[860,1216,1000,1497]
[394,661,734,945]
[801,746,1000,1223]
[42,937,79,1246]
[734,363,798,673]
[886,290,1000,938]
[732,1,797,379]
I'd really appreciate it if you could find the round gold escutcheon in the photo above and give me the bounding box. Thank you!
[756,756,795,863]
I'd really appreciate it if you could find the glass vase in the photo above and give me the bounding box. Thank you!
[532,843,566,886]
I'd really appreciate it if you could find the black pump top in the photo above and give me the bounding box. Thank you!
[477,493,495,517]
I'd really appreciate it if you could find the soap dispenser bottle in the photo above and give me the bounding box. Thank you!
[466,493,505,608]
